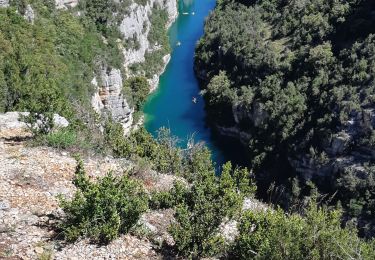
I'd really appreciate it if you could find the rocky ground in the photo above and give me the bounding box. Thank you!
[0,116,180,259]
[0,113,268,259]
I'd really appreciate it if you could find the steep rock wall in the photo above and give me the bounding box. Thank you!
[91,68,134,135]
[0,0,9,8]
[92,0,178,133]
[120,0,177,86]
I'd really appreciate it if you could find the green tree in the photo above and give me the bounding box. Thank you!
[124,76,150,111]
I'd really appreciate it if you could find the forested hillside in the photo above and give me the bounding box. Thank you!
[1,0,375,258]
[0,0,175,138]
[195,0,375,237]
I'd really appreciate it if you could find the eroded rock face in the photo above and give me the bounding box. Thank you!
[55,0,78,9]
[92,0,178,133]
[120,0,177,87]
[91,68,133,135]
[289,109,375,182]
[24,4,35,23]
[0,0,9,8]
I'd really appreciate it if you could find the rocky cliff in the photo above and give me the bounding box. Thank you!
[0,0,8,8]
[92,0,177,133]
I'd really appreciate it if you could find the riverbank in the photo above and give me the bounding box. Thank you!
[143,0,231,165]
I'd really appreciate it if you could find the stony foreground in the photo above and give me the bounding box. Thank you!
[0,115,267,259]
[0,126,178,259]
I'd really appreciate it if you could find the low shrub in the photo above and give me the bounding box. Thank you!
[231,201,375,259]
[45,129,77,149]
[59,158,148,243]
[149,181,188,210]
[169,162,255,258]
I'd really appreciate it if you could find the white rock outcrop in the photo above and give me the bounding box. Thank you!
[92,0,178,134]
[55,0,78,9]
[0,112,69,138]
[91,68,133,135]
[0,0,9,8]
[120,0,177,70]
[24,4,35,23]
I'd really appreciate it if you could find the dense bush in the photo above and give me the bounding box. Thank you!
[231,202,375,259]
[170,162,256,258]
[149,181,188,210]
[0,1,124,134]
[195,0,375,235]
[104,122,183,174]
[59,158,148,243]
[124,76,150,111]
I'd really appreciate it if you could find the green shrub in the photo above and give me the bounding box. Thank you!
[124,76,150,111]
[169,162,255,258]
[59,158,148,243]
[149,181,188,210]
[45,129,77,149]
[231,201,375,259]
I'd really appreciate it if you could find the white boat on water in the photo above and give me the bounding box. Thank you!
[191,12,195,15]
[182,12,189,15]
[176,41,181,46]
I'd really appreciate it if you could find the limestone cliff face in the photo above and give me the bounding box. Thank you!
[55,0,78,9]
[289,108,375,182]
[119,0,177,88]
[92,0,178,133]
[0,0,9,8]
[216,97,375,184]
[91,67,134,135]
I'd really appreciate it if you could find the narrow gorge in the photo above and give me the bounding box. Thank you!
[2,0,375,259]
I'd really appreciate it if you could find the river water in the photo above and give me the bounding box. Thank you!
[143,0,245,167]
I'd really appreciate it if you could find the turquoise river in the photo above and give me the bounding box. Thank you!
[143,0,245,166]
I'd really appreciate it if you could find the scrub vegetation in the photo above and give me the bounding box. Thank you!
[2,0,375,259]
[196,0,375,239]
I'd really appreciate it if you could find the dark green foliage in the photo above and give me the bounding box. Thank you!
[231,201,375,259]
[82,0,131,38]
[148,7,169,47]
[169,162,256,258]
[195,0,375,234]
[124,76,150,111]
[149,181,188,210]
[0,8,70,116]
[59,158,148,243]
[335,164,375,235]
[0,2,124,134]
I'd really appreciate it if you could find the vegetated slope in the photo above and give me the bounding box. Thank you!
[195,0,375,237]
[2,111,374,260]
[0,0,176,139]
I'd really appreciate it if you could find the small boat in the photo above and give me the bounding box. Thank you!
[176,41,181,46]
[191,12,195,15]
[182,12,189,15]
[192,97,197,104]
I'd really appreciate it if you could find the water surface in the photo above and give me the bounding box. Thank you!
[144,0,244,166]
